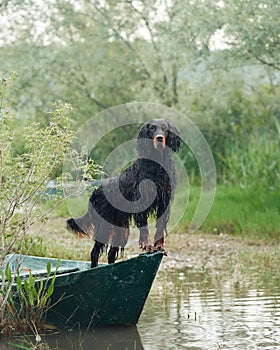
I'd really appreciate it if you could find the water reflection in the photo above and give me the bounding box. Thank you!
[46,326,143,350]
[1,326,143,350]
[2,262,280,350]
[139,266,280,349]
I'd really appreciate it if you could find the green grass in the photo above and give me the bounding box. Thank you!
[13,184,280,279]
[42,185,280,242]
[179,185,280,240]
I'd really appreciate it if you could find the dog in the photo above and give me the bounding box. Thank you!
[67,119,181,267]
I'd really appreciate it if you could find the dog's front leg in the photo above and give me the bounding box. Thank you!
[154,218,166,251]
[134,214,153,253]
[139,227,154,253]
[154,207,169,252]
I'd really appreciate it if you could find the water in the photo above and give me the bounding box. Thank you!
[1,258,280,350]
[138,266,280,349]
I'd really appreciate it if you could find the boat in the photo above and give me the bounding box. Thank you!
[1,251,164,327]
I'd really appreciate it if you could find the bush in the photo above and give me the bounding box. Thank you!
[0,77,74,265]
[0,77,80,335]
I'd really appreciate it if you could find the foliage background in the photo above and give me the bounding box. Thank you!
[0,0,279,188]
[0,1,279,341]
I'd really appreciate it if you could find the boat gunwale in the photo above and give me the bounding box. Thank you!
[1,251,164,282]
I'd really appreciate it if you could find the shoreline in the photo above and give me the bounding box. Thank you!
[21,218,280,274]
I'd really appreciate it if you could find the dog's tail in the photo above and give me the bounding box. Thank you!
[66,212,94,238]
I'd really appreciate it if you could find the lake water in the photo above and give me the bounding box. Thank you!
[138,266,280,349]
[1,256,280,350]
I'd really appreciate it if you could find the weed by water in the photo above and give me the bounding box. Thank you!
[9,333,52,350]
[0,260,59,337]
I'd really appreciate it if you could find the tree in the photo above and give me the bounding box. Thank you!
[1,0,280,117]
[1,0,279,187]
[222,0,280,71]
[0,0,223,116]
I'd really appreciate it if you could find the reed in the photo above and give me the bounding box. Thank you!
[220,133,279,190]
[0,260,59,337]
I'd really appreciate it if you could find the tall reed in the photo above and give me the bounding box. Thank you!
[0,260,59,336]
[220,133,279,189]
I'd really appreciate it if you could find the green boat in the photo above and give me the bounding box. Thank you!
[1,252,164,327]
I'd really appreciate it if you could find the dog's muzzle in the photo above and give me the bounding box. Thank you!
[153,134,166,150]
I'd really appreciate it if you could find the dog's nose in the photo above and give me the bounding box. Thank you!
[156,135,164,143]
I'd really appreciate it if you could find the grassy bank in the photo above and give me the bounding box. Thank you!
[179,185,280,241]
[11,185,278,266]
[40,184,280,243]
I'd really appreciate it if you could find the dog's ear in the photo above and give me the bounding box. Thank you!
[137,122,151,154]
[137,122,150,140]
[167,122,181,152]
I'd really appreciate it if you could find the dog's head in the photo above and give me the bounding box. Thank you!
[137,119,181,155]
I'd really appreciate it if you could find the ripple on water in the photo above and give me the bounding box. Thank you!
[138,267,280,349]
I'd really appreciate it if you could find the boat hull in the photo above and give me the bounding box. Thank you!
[2,252,163,327]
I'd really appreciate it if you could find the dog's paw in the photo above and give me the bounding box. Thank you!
[139,241,154,253]
[155,245,165,251]
[154,241,167,255]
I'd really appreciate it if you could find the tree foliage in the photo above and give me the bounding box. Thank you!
[222,0,280,70]
[0,0,279,187]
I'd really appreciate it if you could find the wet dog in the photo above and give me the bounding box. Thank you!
[67,119,181,267]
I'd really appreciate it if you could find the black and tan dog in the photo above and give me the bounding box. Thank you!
[67,119,181,267]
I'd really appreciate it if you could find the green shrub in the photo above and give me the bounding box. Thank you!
[0,77,75,266]
[0,77,101,337]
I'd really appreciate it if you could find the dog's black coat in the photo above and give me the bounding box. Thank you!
[67,119,181,267]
